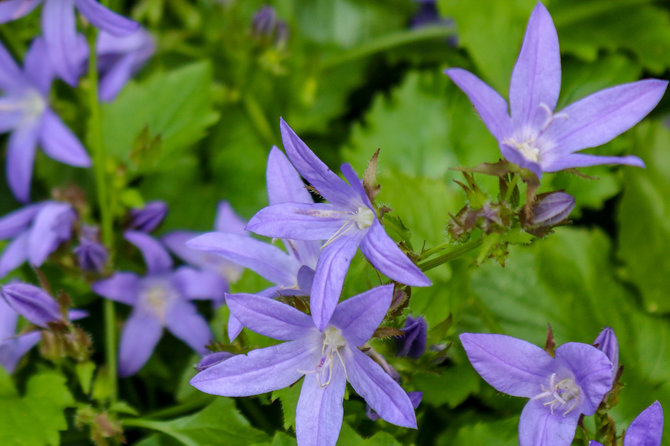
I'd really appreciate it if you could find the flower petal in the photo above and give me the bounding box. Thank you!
[6,123,39,203]
[165,300,212,355]
[162,231,207,266]
[280,118,353,206]
[459,333,553,398]
[0,38,27,90]
[624,401,663,446]
[227,313,244,342]
[542,153,644,173]
[0,231,29,277]
[190,338,319,396]
[173,267,227,301]
[296,362,346,446]
[359,220,431,287]
[555,342,613,415]
[39,110,91,167]
[27,202,75,266]
[267,145,314,205]
[518,399,580,446]
[444,68,512,140]
[42,0,80,85]
[118,310,163,377]
[544,79,668,155]
[225,293,314,341]
[1,283,61,327]
[0,203,44,239]
[247,202,348,241]
[509,2,561,128]
[124,230,172,274]
[74,0,138,35]
[23,37,54,96]
[330,285,393,347]
[0,330,40,373]
[91,272,140,305]
[214,201,247,234]
[344,347,417,428]
[98,53,135,102]
[0,0,41,25]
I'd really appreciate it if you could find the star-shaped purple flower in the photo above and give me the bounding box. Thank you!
[191,285,417,446]
[0,38,91,202]
[590,401,663,446]
[460,332,613,446]
[445,2,668,178]
[92,231,216,377]
[0,297,41,373]
[247,119,431,331]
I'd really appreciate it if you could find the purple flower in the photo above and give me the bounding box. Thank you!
[196,351,234,372]
[444,2,668,178]
[368,391,423,421]
[590,401,663,446]
[247,119,431,331]
[187,147,321,341]
[73,226,108,272]
[593,326,618,380]
[0,38,91,202]
[396,316,427,359]
[1,282,64,327]
[460,332,613,446]
[129,201,168,233]
[0,298,41,372]
[191,285,417,446]
[0,201,77,277]
[528,192,575,227]
[92,231,216,377]
[0,1,41,24]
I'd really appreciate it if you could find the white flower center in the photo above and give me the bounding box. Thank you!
[309,326,348,388]
[352,206,374,230]
[532,373,581,416]
[140,282,178,322]
[20,89,47,124]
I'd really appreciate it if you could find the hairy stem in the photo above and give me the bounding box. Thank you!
[418,238,483,272]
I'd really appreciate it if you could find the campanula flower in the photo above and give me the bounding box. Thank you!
[589,401,663,446]
[191,285,417,446]
[247,119,431,331]
[593,326,618,380]
[445,2,668,178]
[1,282,62,327]
[396,315,427,359]
[73,226,108,272]
[0,298,41,373]
[460,332,613,446]
[129,201,168,233]
[92,231,215,376]
[0,201,77,277]
[0,38,91,202]
[527,192,575,228]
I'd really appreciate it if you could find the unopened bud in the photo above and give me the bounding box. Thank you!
[528,192,575,228]
[594,327,619,379]
[129,201,168,232]
[197,351,234,371]
[1,283,62,327]
[74,226,108,272]
[395,316,427,359]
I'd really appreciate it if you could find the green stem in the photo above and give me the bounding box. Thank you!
[122,419,198,446]
[145,396,212,419]
[418,238,483,272]
[242,95,275,147]
[87,30,117,403]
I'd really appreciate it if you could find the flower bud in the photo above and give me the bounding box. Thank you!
[396,316,427,359]
[129,201,168,232]
[1,283,62,327]
[74,226,108,272]
[593,327,618,378]
[528,192,575,227]
[252,6,277,39]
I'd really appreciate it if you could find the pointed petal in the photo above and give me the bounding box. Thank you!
[165,301,212,355]
[345,347,417,428]
[129,201,168,233]
[74,0,138,35]
[509,2,561,127]
[247,202,348,241]
[39,111,91,167]
[340,162,372,209]
[6,123,39,203]
[27,202,75,266]
[542,153,644,173]
[42,0,80,85]
[0,299,18,339]
[98,53,135,102]
[0,331,40,373]
[162,231,206,266]
[23,38,54,95]
[624,401,663,446]
[267,146,314,205]
[296,362,346,446]
[310,231,363,331]
[190,338,319,396]
[92,272,140,305]
[544,79,668,155]
[124,230,172,274]
[459,333,553,398]
[500,143,544,178]
[330,285,393,347]
[555,343,613,415]
[0,38,27,90]
[280,118,353,206]
[518,399,580,446]
[227,313,244,342]
[444,68,511,140]
[118,310,163,377]
[225,293,314,341]
[214,201,247,234]
[0,203,44,239]
[0,231,29,277]
[0,0,41,25]
[187,232,298,286]
[173,267,227,301]
[1,283,61,327]
[360,220,431,287]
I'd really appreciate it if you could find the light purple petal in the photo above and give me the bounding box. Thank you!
[129,201,168,233]
[98,53,135,102]
[39,111,91,167]
[518,399,580,446]
[500,142,544,178]
[509,2,561,128]
[344,347,417,428]
[0,0,41,25]
[593,327,618,379]
[173,267,227,301]
[0,330,40,373]
[214,201,247,234]
[280,118,353,206]
[118,310,163,377]
[330,285,393,347]
[227,313,244,342]
[74,0,138,35]
[339,162,372,209]
[1,283,61,327]
[543,79,668,155]
[310,231,363,331]
[247,202,349,241]
[226,293,315,341]
[0,102,22,133]
[162,231,207,266]
[190,338,320,396]
[267,145,314,205]
[296,361,346,446]
[0,231,29,277]
[165,300,212,355]
[624,401,663,446]
[124,230,172,274]
[444,68,512,140]
[27,202,75,266]
[555,342,613,415]
[459,333,553,398]
[0,203,44,239]
[542,153,644,172]
[0,38,27,90]
[0,299,18,339]
[359,220,431,287]
[91,272,140,305]
[188,232,298,286]
[23,37,53,95]
[6,122,40,203]
[42,0,80,85]
[296,265,315,294]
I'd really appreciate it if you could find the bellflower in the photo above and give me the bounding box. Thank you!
[1,282,86,327]
[0,201,77,277]
[73,226,108,272]
[191,285,417,446]
[590,401,663,446]
[460,332,613,446]
[593,326,618,380]
[188,147,321,340]
[0,298,41,373]
[247,119,431,330]
[444,2,668,178]
[129,200,168,233]
[92,231,215,377]
[0,38,91,202]
[396,315,427,359]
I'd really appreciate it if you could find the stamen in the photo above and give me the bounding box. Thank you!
[321,221,355,249]
[532,373,581,417]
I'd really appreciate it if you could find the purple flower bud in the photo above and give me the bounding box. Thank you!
[1,283,62,327]
[196,351,234,372]
[252,6,277,38]
[593,327,619,378]
[74,227,108,273]
[396,316,428,359]
[130,201,168,233]
[529,192,575,227]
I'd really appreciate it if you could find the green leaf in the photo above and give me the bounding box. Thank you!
[338,422,402,446]
[272,384,301,430]
[446,417,518,446]
[0,369,74,446]
[269,431,295,446]
[412,363,480,408]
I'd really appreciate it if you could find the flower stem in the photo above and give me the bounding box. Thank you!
[418,238,483,272]
[122,419,198,446]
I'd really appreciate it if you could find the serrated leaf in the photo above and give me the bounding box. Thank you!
[272,384,301,430]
